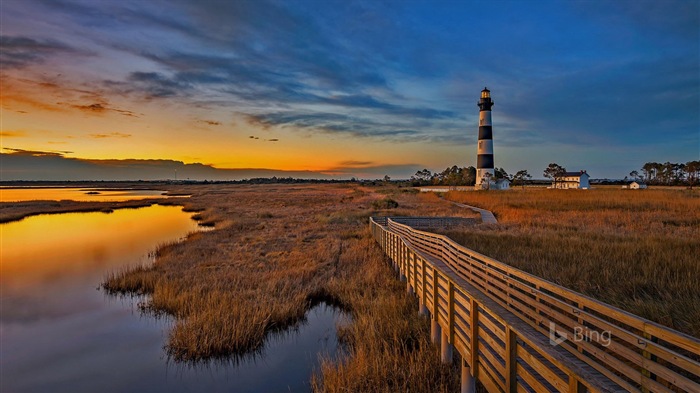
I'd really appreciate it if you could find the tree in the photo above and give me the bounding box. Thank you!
[463,166,477,186]
[383,175,391,183]
[411,169,433,185]
[629,170,640,181]
[494,167,510,180]
[686,160,700,189]
[641,162,663,184]
[513,169,532,189]
[444,165,461,186]
[652,162,663,184]
[543,163,566,189]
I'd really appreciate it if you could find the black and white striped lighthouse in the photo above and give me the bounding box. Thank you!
[476,87,495,188]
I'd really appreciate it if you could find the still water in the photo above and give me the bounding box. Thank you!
[1,205,344,392]
[0,187,170,202]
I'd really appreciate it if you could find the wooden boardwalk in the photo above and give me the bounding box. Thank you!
[370,217,699,393]
[449,201,498,224]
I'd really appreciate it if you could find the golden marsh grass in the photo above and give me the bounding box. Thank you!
[102,184,469,391]
[442,188,700,337]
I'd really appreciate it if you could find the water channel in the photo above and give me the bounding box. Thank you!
[1,202,345,392]
[0,187,170,202]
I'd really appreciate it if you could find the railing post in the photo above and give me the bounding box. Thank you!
[505,326,516,393]
[461,359,476,393]
[431,319,441,345]
[407,246,412,289]
[431,268,441,344]
[412,251,418,299]
[568,374,585,393]
[443,279,456,363]
[469,298,479,379]
[441,330,453,363]
[448,281,455,345]
[419,258,429,316]
[576,301,584,354]
[641,331,657,393]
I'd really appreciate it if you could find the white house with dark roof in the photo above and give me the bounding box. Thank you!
[553,171,590,189]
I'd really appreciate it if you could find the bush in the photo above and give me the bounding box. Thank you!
[372,197,399,209]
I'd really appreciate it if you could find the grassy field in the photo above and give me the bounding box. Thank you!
[442,187,700,337]
[5,183,697,390]
[103,184,474,392]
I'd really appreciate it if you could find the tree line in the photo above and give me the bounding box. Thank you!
[633,161,700,186]
[410,166,533,188]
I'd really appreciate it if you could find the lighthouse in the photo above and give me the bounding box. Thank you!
[476,87,495,189]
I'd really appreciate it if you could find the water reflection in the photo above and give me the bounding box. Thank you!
[0,187,172,202]
[1,205,345,393]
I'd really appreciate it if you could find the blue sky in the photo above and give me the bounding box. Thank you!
[1,0,698,180]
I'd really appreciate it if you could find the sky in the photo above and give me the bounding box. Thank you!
[1,0,698,180]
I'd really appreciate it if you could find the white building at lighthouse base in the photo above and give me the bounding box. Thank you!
[476,178,510,190]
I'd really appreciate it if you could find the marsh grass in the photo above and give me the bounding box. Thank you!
[102,184,468,391]
[0,199,161,223]
[442,188,700,337]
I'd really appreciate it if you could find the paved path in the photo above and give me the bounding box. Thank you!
[449,201,498,224]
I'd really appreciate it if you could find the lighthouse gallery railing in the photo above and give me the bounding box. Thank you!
[370,217,699,393]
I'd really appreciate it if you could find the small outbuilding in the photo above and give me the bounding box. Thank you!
[624,181,647,190]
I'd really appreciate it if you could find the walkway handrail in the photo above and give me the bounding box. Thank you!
[370,216,700,393]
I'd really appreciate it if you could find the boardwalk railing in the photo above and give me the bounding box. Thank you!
[370,217,700,393]
[386,216,476,229]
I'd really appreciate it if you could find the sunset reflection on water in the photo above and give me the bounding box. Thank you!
[0,206,200,391]
[0,187,171,202]
[1,204,344,393]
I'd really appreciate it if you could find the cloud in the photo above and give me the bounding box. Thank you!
[3,147,72,156]
[243,111,438,142]
[0,131,26,137]
[502,56,699,147]
[337,161,374,167]
[323,163,424,179]
[0,152,335,181]
[1,74,140,117]
[4,2,461,144]
[88,132,132,139]
[0,35,87,68]
[69,102,138,117]
[125,71,191,98]
[247,135,279,142]
[73,103,107,112]
[198,119,221,126]
[2,0,697,177]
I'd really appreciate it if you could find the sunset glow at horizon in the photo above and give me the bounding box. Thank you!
[1,0,698,180]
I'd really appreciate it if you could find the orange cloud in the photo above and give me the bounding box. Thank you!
[69,102,138,117]
[88,132,132,139]
[1,74,138,117]
[0,131,26,137]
